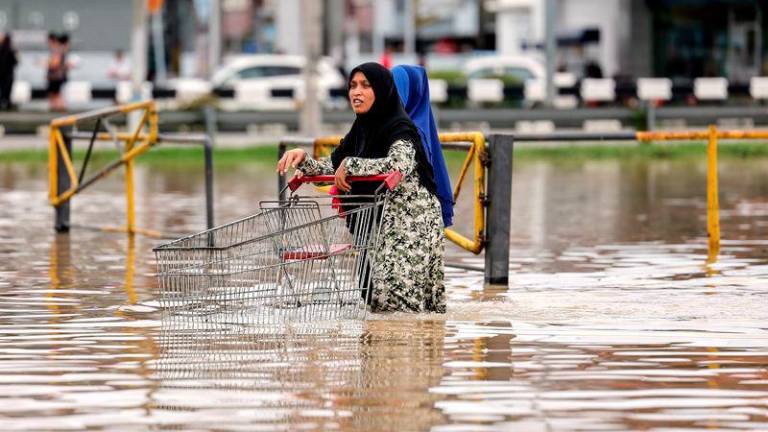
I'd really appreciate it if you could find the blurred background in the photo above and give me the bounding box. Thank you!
[1,0,767,134]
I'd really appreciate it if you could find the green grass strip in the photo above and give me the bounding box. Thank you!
[2,141,767,166]
[509,141,768,160]
[0,145,278,166]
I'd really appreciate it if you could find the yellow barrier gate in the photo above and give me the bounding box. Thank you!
[634,125,765,260]
[312,131,488,254]
[48,101,215,237]
[49,101,159,236]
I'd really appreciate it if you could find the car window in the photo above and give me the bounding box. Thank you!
[503,67,534,81]
[236,66,268,79]
[467,68,496,80]
[262,66,302,77]
[468,66,534,82]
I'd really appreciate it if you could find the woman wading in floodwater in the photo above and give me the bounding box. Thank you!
[277,62,447,313]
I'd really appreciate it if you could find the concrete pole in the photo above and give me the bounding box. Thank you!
[327,0,346,64]
[372,0,385,57]
[346,18,360,68]
[403,0,415,56]
[756,4,763,76]
[208,0,221,79]
[544,0,557,107]
[300,0,322,137]
[54,132,72,233]
[131,0,148,92]
[275,0,302,54]
[130,0,148,128]
[205,0,221,139]
[484,134,513,286]
[151,11,168,83]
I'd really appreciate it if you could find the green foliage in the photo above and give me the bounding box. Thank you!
[427,70,466,86]
[426,70,524,86]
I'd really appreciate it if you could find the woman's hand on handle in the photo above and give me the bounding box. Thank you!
[335,161,351,192]
[276,149,307,175]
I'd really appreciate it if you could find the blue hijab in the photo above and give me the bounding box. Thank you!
[392,65,454,227]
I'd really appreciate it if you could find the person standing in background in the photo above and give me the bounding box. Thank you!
[46,33,66,111]
[107,49,131,82]
[0,32,18,110]
[47,33,78,111]
[57,33,74,82]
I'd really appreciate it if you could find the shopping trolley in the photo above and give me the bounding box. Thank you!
[153,171,402,325]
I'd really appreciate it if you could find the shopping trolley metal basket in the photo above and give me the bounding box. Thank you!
[153,171,402,324]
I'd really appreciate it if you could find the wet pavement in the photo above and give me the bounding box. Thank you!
[0,153,766,431]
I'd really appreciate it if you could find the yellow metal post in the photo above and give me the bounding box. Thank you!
[124,124,141,235]
[706,125,721,261]
[48,126,58,203]
[123,106,150,235]
[50,128,79,206]
[441,132,486,254]
[125,153,136,235]
[313,135,343,158]
[147,102,159,143]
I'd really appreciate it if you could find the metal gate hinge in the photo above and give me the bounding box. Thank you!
[479,193,490,206]
[479,149,491,167]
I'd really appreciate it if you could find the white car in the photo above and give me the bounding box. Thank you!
[212,54,346,110]
[213,54,344,86]
[463,55,545,83]
[462,55,577,106]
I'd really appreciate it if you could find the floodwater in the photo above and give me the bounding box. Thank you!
[0,152,767,431]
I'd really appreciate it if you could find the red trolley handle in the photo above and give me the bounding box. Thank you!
[288,171,402,192]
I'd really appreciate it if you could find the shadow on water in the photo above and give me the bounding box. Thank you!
[152,318,447,430]
[0,155,766,430]
[149,313,768,431]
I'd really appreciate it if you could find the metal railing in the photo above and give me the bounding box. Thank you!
[277,126,768,285]
[635,127,768,260]
[277,133,513,283]
[511,126,768,263]
[49,100,214,236]
[279,132,489,254]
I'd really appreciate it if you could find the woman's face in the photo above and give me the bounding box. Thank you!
[349,71,375,114]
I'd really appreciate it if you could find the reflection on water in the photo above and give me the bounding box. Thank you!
[0,155,766,430]
[154,318,447,430]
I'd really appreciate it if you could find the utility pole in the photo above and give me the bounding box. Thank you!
[403,0,415,56]
[476,0,487,50]
[149,0,167,83]
[372,0,384,57]
[208,0,221,78]
[131,0,148,97]
[130,0,148,129]
[300,0,322,137]
[327,0,346,66]
[544,0,557,107]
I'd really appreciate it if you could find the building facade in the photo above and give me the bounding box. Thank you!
[490,0,766,82]
[0,0,765,85]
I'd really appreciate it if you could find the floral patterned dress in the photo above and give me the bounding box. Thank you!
[298,139,446,313]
